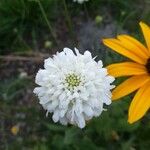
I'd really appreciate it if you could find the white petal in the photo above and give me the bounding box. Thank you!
[34,47,115,128]
[83,105,93,117]
[39,95,50,104]
[52,109,59,122]
[63,47,75,57]
[75,113,85,128]
[59,117,68,125]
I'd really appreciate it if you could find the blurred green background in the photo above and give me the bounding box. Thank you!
[0,0,150,149]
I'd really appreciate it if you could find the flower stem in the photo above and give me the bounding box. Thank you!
[37,0,58,44]
[62,0,74,36]
[83,3,89,20]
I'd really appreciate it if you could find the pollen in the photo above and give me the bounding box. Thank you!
[65,73,81,90]
[146,58,150,74]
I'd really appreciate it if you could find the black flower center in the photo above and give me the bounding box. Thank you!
[146,58,150,73]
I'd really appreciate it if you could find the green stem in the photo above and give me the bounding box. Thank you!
[37,0,58,44]
[63,0,73,35]
[83,3,89,20]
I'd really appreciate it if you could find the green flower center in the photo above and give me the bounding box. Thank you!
[65,73,81,90]
[146,58,150,74]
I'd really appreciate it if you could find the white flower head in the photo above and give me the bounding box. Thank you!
[73,0,89,4]
[34,48,115,128]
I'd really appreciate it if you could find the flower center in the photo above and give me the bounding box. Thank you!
[146,58,150,74]
[65,73,81,90]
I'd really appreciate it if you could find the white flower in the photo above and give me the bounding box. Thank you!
[33,48,115,128]
[73,0,89,4]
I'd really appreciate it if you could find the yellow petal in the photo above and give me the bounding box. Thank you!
[128,81,150,123]
[103,39,146,64]
[118,34,150,57]
[117,35,149,59]
[140,22,150,52]
[112,75,150,100]
[11,125,20,135]
[107,62,147,77]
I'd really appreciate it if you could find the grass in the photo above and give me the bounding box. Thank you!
[1,0,150,149]
[0,0,149,54]
[0,0,60,53]
[1,76,150,149]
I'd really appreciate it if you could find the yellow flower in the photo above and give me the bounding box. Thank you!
[103,22,150,124]
[11,125,20,135]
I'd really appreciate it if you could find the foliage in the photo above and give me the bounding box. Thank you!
[0,0,149,54]
[0,0,59,53]
[1,76,150,150]
[1,0,150,149]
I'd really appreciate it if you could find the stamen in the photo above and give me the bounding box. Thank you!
[65,73,81,90]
